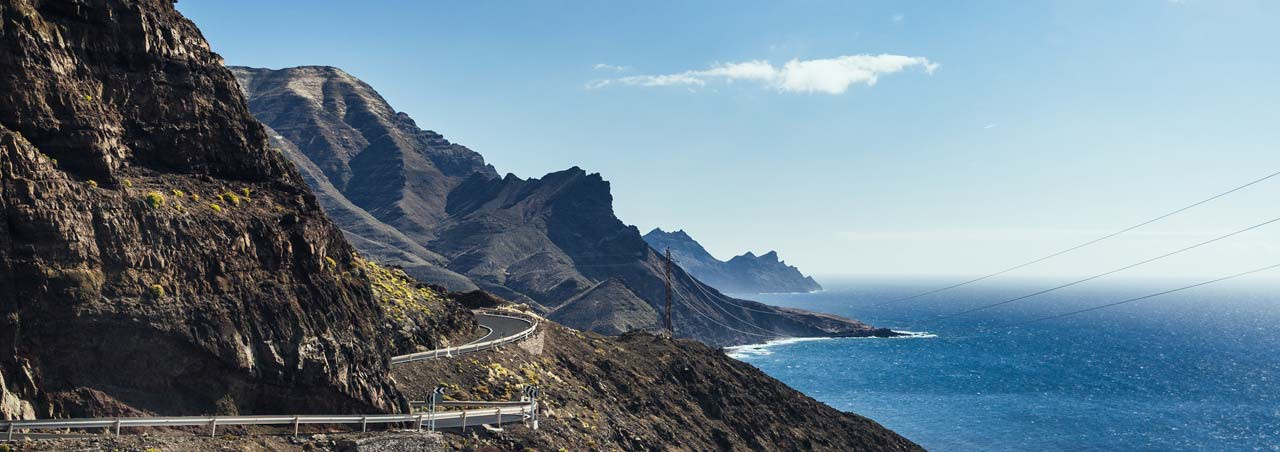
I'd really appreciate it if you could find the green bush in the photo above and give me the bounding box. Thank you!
[148,284,164,298]
[240,187,252,198]
[144,191,165,208]
[210,203,222,213]
[87,180,98,188]
[172,189,185,197]
[325,256,338,270]
[220,192,240,207]
[123,179,133,188]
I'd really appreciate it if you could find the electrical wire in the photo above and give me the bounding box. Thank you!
[876,169,1280,307]
[1000,263,1280,328]
[913,214,1280,327]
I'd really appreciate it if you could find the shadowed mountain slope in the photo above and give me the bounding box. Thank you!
[0,0,447,420]
[231,66,887,346]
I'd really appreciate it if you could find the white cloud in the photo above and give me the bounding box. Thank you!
[892,13,905,23]
[592,63,630,72]
[586,54,938,95]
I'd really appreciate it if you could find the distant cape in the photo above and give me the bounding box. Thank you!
[643,228,822,294]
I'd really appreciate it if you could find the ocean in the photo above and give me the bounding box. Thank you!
[726,276,1280,451]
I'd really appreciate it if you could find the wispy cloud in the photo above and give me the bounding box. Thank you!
[586,54,938,95]
[892,13,905,24]
[592,63,630,72]
[984,123,998,129]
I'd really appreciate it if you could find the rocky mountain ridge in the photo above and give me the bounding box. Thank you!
[231,65,884,346]
[644,227,823,294]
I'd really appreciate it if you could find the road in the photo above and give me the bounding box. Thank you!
[467,312,532,345]
[1,310,541,440]
[390,311,537,365]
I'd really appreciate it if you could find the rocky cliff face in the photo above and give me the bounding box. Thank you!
[230,66,884,347]
[0,0,418,419]
[644,228,823,294]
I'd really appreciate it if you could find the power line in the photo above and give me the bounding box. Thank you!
[668,282,779,338]
[876,169,1280,307]
[681,280,788,336]
[1000,263,1280,328]
[688,277,797,315]
[913,214,1280,327]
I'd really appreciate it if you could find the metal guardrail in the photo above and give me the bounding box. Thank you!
[1,405,533,440]
[0,311,544,441]
[390,310,539,365]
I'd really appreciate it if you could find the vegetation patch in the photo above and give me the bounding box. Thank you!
[356,255,441,321]
[209,203,222,213]
[148,284,164,298]
[144,191,165,208]
[219,192,240,207]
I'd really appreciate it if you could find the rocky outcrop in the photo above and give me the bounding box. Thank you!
[644,228,823,294]
[0,0,418,419]
[231,66,883,347]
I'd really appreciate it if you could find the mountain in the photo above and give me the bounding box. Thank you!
[0,0,457,419]
[645,228,823,294]
[230,66,891,346]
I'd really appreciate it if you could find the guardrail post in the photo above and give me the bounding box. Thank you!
[292,417,300,436]
[9,421,16,441]
[460,410,467,431]
[113,418,121,436]
[496,407,501,425]
[209,417,217,437]
[361,416,368,433]
[416,414,423,432]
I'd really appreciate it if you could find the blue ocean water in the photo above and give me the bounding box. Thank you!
[728,276,1280,451]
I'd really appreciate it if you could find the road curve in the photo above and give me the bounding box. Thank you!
[390,311,537,365]
[468,313,531,345]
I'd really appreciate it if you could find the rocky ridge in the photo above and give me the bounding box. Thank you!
[230,66,879,346]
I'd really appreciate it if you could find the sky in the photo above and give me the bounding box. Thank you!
[178,0,1280,279]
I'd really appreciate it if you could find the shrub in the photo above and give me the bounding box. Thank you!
[148,284,164,298]
[50,158,58,165]
[172,189,185,197]
[240,187,252,198]
[87,180,98,188]
[191,193,201,202]
[123,179,133,188]
[144,191,165,208]
[325,256,337,270]
[210,203,222,213]
[220,192,240,207]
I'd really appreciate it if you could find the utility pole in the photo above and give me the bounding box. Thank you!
[664,248,674,337]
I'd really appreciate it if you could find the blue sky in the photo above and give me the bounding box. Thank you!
[179,1,1280,278]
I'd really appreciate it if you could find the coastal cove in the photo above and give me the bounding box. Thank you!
[728,276,1280,451]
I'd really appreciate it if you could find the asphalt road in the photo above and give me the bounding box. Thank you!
[468,313,531,345]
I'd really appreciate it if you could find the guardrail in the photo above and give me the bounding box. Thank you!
[390,310,538,365]
[1,404,533,440]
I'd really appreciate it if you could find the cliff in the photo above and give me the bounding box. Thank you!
[0,0,439,419]
[644,228,823,294]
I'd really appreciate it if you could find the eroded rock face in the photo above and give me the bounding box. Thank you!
[0,0,404,418]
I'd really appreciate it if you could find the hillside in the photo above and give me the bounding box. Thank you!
[645,228,823,294]
[0,0,454,419]
[230,66,882,346]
